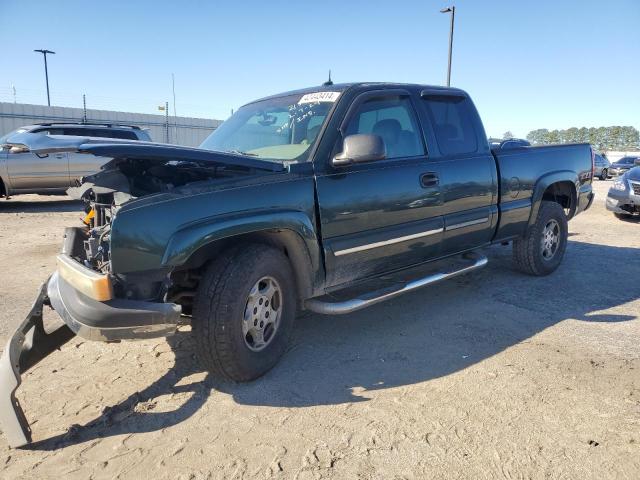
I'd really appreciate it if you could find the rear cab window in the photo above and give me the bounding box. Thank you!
[419,92,485,157]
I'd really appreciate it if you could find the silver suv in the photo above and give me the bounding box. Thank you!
[0,123,152,198]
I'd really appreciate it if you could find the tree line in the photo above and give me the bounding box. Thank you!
[524,126,639,151]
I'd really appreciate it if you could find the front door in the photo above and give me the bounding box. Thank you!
[6,150,70,191]
[315,91,444,289]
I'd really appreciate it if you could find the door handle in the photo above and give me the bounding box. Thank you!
[54,153,65,159]
[420,172,439,188]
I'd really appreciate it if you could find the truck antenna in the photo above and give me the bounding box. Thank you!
[323,70,333,86]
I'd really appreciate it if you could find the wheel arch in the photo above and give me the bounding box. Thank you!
[162,212,324,301]
[528,172,579,226]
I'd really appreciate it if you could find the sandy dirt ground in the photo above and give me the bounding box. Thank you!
[0,180,638,479]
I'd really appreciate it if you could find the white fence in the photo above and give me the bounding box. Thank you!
[605,151,640,163]
[0,102,222,147]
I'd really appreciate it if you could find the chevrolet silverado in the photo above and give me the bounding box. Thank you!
[0,83,594,447]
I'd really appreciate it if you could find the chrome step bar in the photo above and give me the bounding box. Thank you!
[305,252,488,315]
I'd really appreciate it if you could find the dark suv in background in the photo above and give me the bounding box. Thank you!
[609,156,639,177]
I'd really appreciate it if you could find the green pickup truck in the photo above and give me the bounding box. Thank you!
[0,83,594,447]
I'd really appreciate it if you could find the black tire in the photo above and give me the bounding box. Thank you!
[512,201,568,276]
[192,244,297,382]
[600,169,608,180]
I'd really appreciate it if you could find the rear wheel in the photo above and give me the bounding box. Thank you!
[191,244,297,382]
[600,169,608,180]
[512,201,568,276]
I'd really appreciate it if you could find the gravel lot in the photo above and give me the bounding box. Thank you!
[0,180,638,479]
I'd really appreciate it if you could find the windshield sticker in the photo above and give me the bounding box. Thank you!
[298,91,341,104]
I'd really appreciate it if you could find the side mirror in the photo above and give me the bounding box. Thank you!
[332,134,386,167]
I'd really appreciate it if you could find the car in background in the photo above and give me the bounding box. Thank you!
[490,138,531,150]
[594,153,611,180]
[0,122,151,198]
[609,156,639,177]
[606,166,640,219]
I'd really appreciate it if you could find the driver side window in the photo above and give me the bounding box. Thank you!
[344,96,424,159]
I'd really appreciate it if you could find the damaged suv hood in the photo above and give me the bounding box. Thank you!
[1,131,286,173]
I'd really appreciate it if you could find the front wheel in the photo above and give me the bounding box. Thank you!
[600,169,608,180]
[512,201,568,276]
[191,244,297,382]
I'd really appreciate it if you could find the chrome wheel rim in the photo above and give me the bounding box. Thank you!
[242,276,282,352]
[541,219,560,260]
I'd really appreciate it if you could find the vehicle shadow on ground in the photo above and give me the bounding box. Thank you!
[616,215,640,224]
[0,197,82,213]
[27,240,640,450]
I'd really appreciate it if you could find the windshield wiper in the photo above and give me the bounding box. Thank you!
[226,149,259,157]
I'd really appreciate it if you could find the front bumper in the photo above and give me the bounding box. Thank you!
[606,188,639,215]
[48,271,180,341]
[0,261,181,447]
[609,168,629,177]
[0,283,74,448]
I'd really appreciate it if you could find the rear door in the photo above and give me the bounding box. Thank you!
[314,89,444,288]
[64,128,116,184]
[416,91,497,256]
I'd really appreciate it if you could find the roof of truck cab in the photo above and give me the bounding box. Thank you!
[246,83,468,106]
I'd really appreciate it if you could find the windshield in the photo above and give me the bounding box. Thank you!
[615,157,637,165]
[0,128,28,144]
[199,92,340,163]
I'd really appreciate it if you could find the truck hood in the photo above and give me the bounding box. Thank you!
[627,166,640,181]
[1,131,286,173]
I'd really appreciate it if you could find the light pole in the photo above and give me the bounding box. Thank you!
[34,49,55,106]
[440,6,455,87]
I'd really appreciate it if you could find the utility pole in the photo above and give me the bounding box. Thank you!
[34,49,55,106]
[165,101,169,143]
[172,73,178,144]
[82,94,87,123]
[440,6,455,87]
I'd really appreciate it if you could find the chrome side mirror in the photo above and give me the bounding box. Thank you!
[332,134,386,167]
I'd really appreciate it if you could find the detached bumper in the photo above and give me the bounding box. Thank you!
[0,283,74,448]
[1,265,180,448]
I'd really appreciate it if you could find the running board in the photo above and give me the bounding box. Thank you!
[305,252,488,315]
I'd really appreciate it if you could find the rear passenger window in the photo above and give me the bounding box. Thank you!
[344,96,424,159]
[63,128,137,140]
[98,130,137,140]
[421,95,479,156]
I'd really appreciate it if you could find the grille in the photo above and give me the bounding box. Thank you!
[632,182,640,196]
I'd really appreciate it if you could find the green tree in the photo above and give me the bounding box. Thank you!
[502,131,514,139]
[526,129,549,144]
[526,126,640,150]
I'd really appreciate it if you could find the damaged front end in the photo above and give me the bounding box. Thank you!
[0,135,284,448]
[0,283,74,448]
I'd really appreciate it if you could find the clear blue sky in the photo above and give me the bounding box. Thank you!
[1,0,638,138]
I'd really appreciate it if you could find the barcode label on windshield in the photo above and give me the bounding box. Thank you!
[298,92,341,104]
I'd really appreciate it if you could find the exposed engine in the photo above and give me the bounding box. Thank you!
[68,157,258,275]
